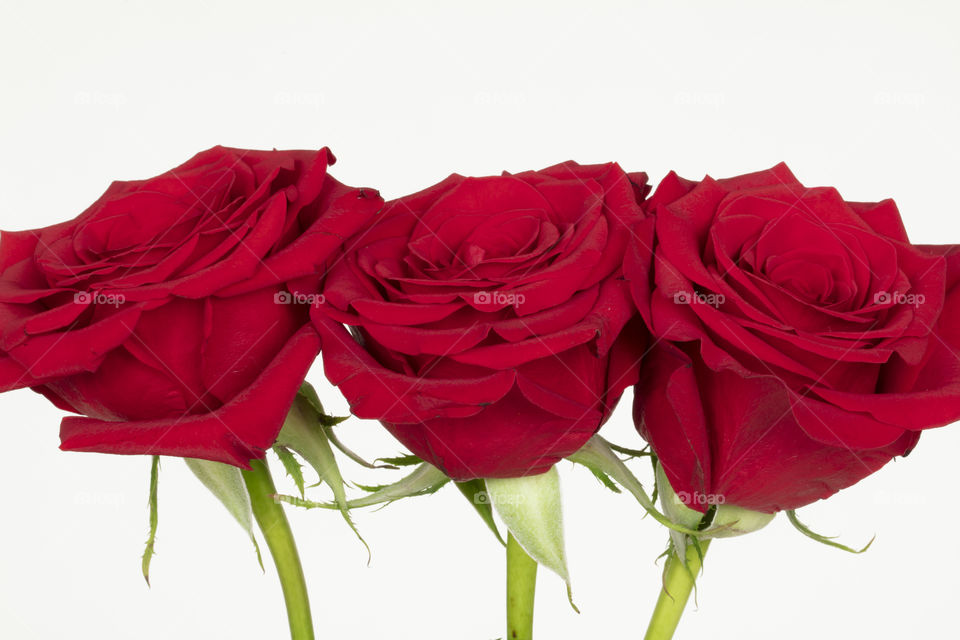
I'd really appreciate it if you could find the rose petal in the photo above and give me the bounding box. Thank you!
[59,326,320,465]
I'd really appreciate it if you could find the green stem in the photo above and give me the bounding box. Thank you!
[643,540,711,640]
[506,532,538,640]
[242,458,315,640]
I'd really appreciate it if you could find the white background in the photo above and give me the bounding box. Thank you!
[1,1,959,638]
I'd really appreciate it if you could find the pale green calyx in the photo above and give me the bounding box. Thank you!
[655,463,774,540]
[708,504,777,538]
[654,463,705,564]
[485,467,579,612]
[185,457,263,569]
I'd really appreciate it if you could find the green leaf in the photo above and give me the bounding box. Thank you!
[786,509,874,554]
[141,455,160,586]
[654,462,703,565]
[606,441,651,459]
[318,414,350,428]
[278,462,449,510]
[486,468,578,612]
[376,454,422,467]
[567,436,704,536]
[649,454,659,504]
[278,394,369,560]
[585,466,621,493]
[322,424,394,469]
[688,536,706,570]
[184,457,263,570]
[455,480,506,546]
[297,380,327,415]
[353,482,393,493]
[298,381,351,428]
[273,445,306,498]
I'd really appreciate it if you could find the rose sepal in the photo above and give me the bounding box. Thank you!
[274,382,369,557]
[185,457,264,569]
[654,462,774,565]
[567,436,721,536]
[485,467,578,611]
[277,461,449,510]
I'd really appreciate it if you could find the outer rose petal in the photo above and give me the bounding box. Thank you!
[201,288,308,405]
[217,179,384,297]
[0,354,48,390]
[636,342,913,513]
[314,314,516,423]
[634,342,712,504]
[624,216,657,327]
[0,304,144,387]
[812,243,960,430]
[848,199,910,243]
[386,387,599,479]
[59,326,320,465]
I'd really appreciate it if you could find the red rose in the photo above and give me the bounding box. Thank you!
[629,163,960,512]
[315,162,651,479]
[0,146,382,466]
